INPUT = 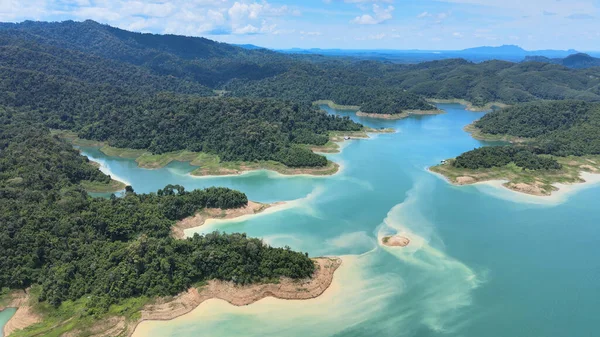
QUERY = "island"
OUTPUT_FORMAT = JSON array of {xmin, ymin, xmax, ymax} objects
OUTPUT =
[
  {"xmin": 382, "ymin": 235, "xmax": 411, "ymax": 247},
  {"xmin": 431, "ymin": 101, "xmax": 600, "ymax": 196}
]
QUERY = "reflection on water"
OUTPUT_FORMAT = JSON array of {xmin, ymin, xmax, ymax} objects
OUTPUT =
[{"xmin": 75, "ymin": 104, "xmax": 600, "ymax": 337}]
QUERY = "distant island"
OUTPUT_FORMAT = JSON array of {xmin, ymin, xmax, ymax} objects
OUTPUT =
[{"xmin": 431, "ymin": 101, "xmax": 600, "ymax": 196}]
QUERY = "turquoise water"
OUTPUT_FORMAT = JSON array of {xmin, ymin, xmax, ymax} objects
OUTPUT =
[
  {"xmin": 75, "ymin": 104, "xmax": 600, "ymax": 337},
  {"xmin": 0, "ymin": 308, "xmax": 16, "ymax": 337}
]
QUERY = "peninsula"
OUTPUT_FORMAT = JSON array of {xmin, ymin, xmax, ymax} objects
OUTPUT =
[{"xmin": 431, "ymin": 101, "xmax": 600, "ymax": 196}]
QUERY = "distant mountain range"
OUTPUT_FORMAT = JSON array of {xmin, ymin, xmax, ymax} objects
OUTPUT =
[
  {"xmin": 236, "ymin": 44, "xmax": 599, "ymax": 65},
  {"xmin": 524, "ymin": 53, "xmax": 600, "ymax": 69}
]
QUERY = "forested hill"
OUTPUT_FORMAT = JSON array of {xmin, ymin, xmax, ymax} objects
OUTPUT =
[
  {"xmin": 475, "ymin": 100, "xmax": 600, "ymax": 156},
  {"xmin": 524, "ymin": 53, "xmax": 600, "ymax": 69},
  {"xmin": 0, "ymin": 24, "xmax": 363, "ymax": 168},
  {"xmin": 4, "ymin": 20, "xmax": 600, "ymax": 114},
  {"xmin": 0, "ymin": 106, "xmax": 315, "ymax": 313},
  {"xmin": 0, "ymin": 20, "xmax": 290, "ymax": 88}
]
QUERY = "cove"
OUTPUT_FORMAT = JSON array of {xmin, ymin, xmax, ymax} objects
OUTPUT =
[{"xmin": 72, "ymin": 104, "xmax": 600, "ymax": 337}]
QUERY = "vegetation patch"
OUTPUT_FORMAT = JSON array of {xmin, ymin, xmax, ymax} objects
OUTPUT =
[
  {"xmin": 80, "ymin": 179, "xmax": 126, "ymax": 193},
  {"xmin": 464, "ymin": 123, "xmax": 531, "ymax": 143}
]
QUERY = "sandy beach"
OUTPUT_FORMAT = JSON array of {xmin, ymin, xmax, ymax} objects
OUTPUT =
[{"xmin": 475, "ymin": 171, "xmax": 600, "ymax": 204}]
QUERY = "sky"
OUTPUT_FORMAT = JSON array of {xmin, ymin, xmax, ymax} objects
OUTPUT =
[{"xmin": 1, "ymin": 0, "xmax": 600, "ymax": 51}]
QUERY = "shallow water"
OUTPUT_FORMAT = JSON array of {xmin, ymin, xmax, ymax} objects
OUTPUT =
[
  {"xmin": 75, "ymin": 104, "xmax": 600, "ymax": 337},
  {"xmin": 0, "ymin": 308, "xmax": 16, "ymax": 337}
]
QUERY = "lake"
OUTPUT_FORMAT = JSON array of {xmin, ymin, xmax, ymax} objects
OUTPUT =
[{"xmin": 63, "ymin": 104, "xmax": 600, "ymax": 337}]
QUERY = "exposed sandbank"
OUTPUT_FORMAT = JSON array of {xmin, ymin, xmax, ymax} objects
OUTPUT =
[
  {"xmin": 173, "ymin": 201, "xmax": 285, "ymax": 239},
  {"xmin": 356, "ymin": 109, "xmax": 444, "ymax": 120},
  {"xmin": 381, "ymin": 235, "xmax": 411, "ymax": 247},
  {"xmin": 0, "ymin": 290, "xmax": 42, "ymax": 337}
]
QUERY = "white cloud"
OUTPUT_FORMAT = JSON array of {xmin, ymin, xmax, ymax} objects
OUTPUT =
[
  {"xmin": 1, "ymin": 0, "xmax": 296, "ymax": 37},
  {"xmin": 233, "ymin": 24, "xmax": 259, "ymax": 34},
  {"xmin": 351, "ymin": 4, "xmax": 394, "ymax": 24}
]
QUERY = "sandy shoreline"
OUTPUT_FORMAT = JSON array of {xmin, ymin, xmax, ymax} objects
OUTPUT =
[
  {"xmin": 428, "ymin": 166, "xmax": 600, "ymax": 202},
  {"xmin": 3, "ymin": 201, "xmax": 342, "ymax": 337},
  {"xmin": 131, "ymin": 257, "xmax": 341, "ymax": 336},
  {"xmin": 173, "ymin": 201, "xmax": 285, "ymax": 238},
  {"xmin": 356, "ymin": 109, "xmax": 443, "ymax": 120},
  {"xmin": 0, "ymin": 290, "xmax": 42, "ymax": 337},
  {"xmin": 190, "ymin": 161, "xmax": 340, "ymax": 178},
  {"xmin": 427, "ymin": 98, "xmax": 509, "ymax": 112}
]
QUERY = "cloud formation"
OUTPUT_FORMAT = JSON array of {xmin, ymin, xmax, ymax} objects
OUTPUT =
[
  {"xmin": 351, "ymin": 4, "xmax": 394, "ymax": 24},
  {"xmin": 1, "ymin": 0, "xmax": 599, "ymax": 50}
]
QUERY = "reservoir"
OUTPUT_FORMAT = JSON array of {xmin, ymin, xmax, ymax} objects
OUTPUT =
[{"xmin": 75, "ymin": 104, "xmax": 600, "ymax": 337}]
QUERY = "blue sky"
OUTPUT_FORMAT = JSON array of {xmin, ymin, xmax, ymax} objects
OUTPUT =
[{"xmin": 2, "ymin": 0, "xmax": 599, "ymax": 50}]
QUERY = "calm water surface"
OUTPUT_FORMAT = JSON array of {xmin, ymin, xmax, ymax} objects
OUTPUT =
[
  {"xmin": 25, "ymin": 104, "xmax": 600, "ymax": 337},
  {"xmin": 0, "ymin": 308, "xmax": 16, "ymax": 337}
]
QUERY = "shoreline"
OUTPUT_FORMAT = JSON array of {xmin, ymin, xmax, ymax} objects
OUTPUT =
[
  {"xmin": 428, "ymin": 163, "xmax": 600, "ymax": 199},
  {"xmin": 131, "ymin": 257, "xmax": 342, "ymax": 337},
  {"xmin": 427, "ymin": 98, "xmax": 510, "ymax": 112},
  {"xmin": 463, "ymin": 123, "xmax": 530, "ymax": 143},
  {"xmin": 3, "ymin": 201, "xmax": 342, "ymax": 337},
  {"xmin": 0, "ymin": 291, "xmax": 41, "ymax": 337},
  {"xmin": 172, "ymin": 201, "xmax": 285, "ymax": 239},
  {"xmin": 313, "ymin": 100, "xmax": 360, "ymax": 111},
  {"xmin": 356, "ymin": 109, "xmax": 444, "ymax": 120},
  {"xmin": 189, "ymin": 160, "xmax": 340, "ymax": 177},
  {"xmin": 60, "ymin": 131, "xmax": 347, "ymax": 178},
  {"xmin": 310, "ymin": 127, "xmax": 395, "ymax": 154}
]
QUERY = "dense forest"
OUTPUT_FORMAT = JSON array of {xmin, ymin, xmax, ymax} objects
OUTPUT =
[
  {"xmin": 0, "ymin": 40, "xmax": 361, "ymax": 167},
  {"xmin": 0, "ymin": 108, "xmax": 315, "ymax": 312},
  {"xmin": 453, "ymin": 146, "xmax": 561, "ymax": 170},
  {"xmin": 3, "ymin": 20, "xmax": 600, "ymax": 115},
  {"xmin": 475, "ymin": 101, "xmax": 600, "ymax": 156}
]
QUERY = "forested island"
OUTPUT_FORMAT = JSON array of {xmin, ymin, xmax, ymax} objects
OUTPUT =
[{"xmin": 431, "ymin": 101, "xmax": 600, "ymax": 195}]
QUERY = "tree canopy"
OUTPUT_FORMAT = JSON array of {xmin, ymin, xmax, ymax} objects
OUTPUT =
[{"xmin": 0, "ymin": 108, "xmax": 315, "ymax": 313}]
